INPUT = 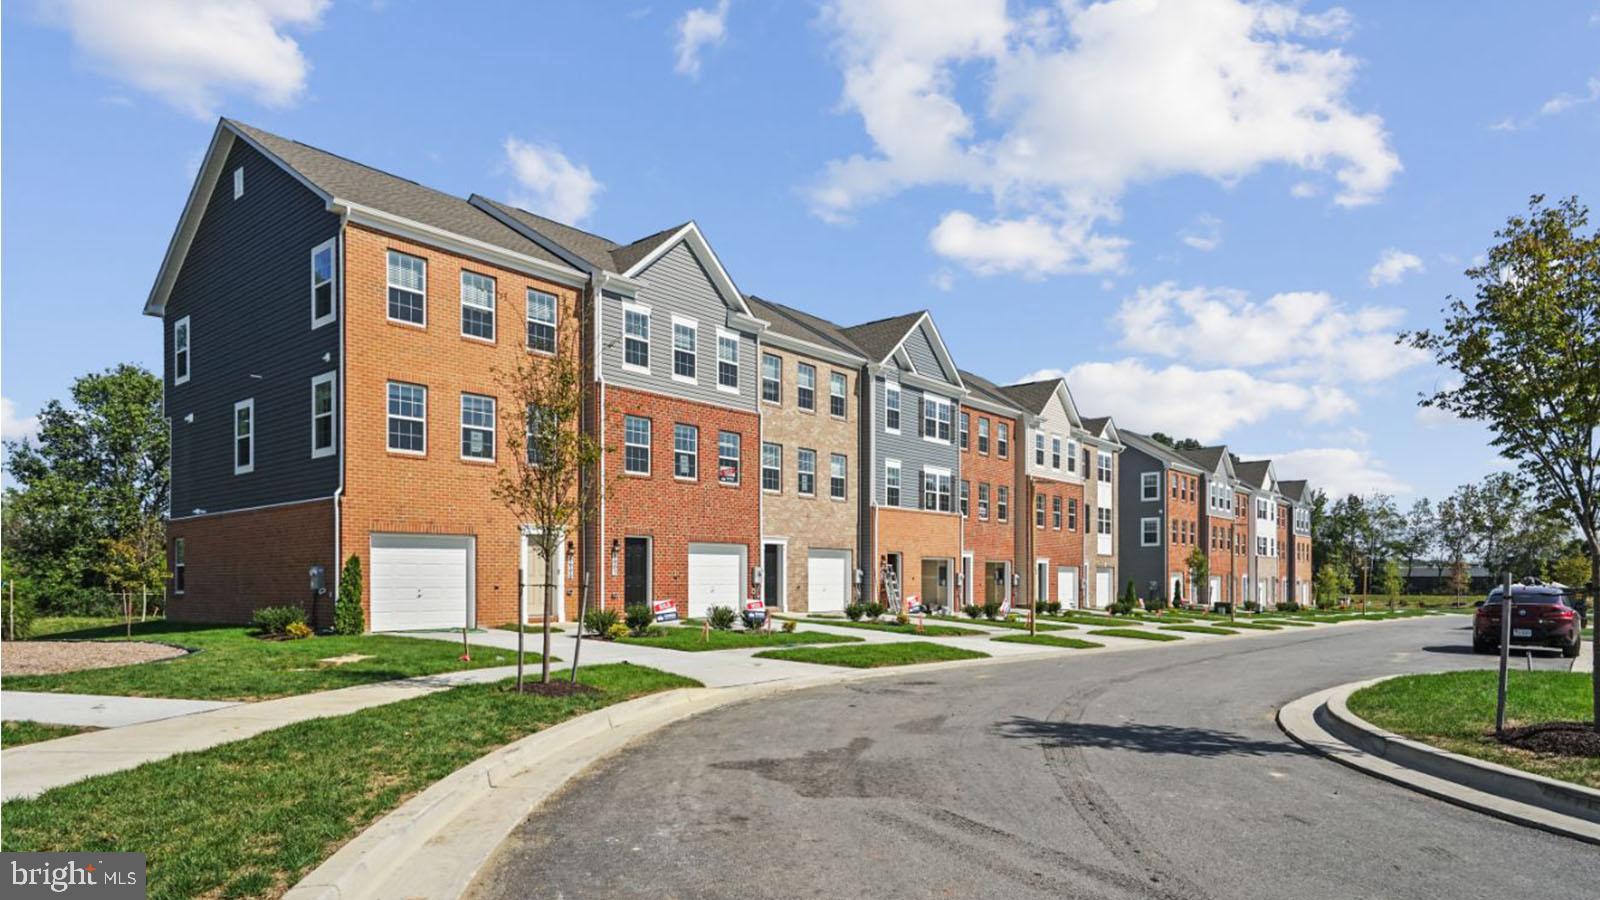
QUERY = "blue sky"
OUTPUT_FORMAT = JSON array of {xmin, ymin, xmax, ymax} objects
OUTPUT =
[{"xmin": 3, "ymin": 0, "xmax": 1597, "ymax": 504}]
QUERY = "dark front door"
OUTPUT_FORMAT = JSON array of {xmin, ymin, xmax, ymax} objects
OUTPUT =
[
  {"xmin": 624, "ymin": 538, "xmax": 650, "ymax": 606},
  {"xmin": 763, "ymin": 544, "xmax": 782, "ymax": 606}
]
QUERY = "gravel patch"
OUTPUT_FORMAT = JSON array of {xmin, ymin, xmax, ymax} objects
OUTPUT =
[{"xmin": 2, "ymin": 641, "xmax": 188, "ymax": 676}]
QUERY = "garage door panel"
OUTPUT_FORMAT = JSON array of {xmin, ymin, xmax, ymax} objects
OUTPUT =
[
  {"xmin": 807, "ymin": 549, "xmax": 850, "ymax": 613},
  {"xmin": 687, "ymin": 543, "xmax": 744, "ymax": 619},
  {"xmin": 370, "ymin": 534, "xmax": 473, "ymax": 632}
]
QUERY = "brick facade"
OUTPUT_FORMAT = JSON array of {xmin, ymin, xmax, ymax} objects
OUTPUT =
[
  {"xmin": 874, "ymin": 506, "xmax": 961, "ymax": 610},
  {"xmin": 960, "ymin": 404, "xmax": 1019, "ymax": 609},
  {"xmin": 168, "ymin": 499, "xmax": 335, "ymax": 625},
  {"xmin": 1165, "ymin": 470, "xmax": 1201, "ymax": 604},
  {"xmin": 1026, "ymin": 477, "xmax": 1086, "ymax": 607},
  {"xmin": 1277, "ymin": 501, "xmax": 1292, "ymax": 602}
]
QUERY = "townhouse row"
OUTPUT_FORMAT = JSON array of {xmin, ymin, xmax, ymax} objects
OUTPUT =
[{"xmin": 149, "ymin": 120, "xmax": 1312, "ymax": 630}]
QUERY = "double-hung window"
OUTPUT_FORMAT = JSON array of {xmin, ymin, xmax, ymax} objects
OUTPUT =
[
  {"xmin": 387, "ymin": 382, "xmax": 426, "ymax": 453},
  {"xmin": 460, "ymin": 394, "xmax": 495, "ymax": 460},
  {"xmin": 526, "ymin": 404, "xmax": 554, "ymax": 466},
  {"xmin": 977, "ymin": 418, "xmax": 989, "ymax": 454},
  {"xmin": 1097, "ymin": 451, "xmax": 1112, "ymax": 482},
  {"xmin": 1035, "ymin": 494, "xmax": 1046, "ymax": 528},
  {"xmin": 830, "ymin": 454, "xmax": 847, "ymax": 500},
  {"xmin": 233, "ymin": 398, "xmax": 255, "ymax": 474},
  {"xmin": 311, "ymin": 238, "xmax": 336, "ymax": 328},
  {"xmin": 761, "ymin": 442, "xmax": 782, "ymax": 491},
  {"xmin": 997, "ymin": 486, "xmax": 1009, "ymax": 522},
  {"xmin": 922, "ymin": 469, "xmax": 952, "ymax": 512},
  {"xmin": 717, "ymin": 331, "xmax": 739, "ymax": 391},
  {"xmin": 1098, "ymin": 507, "xmax": 1112, "ymax": 535},
  {"xmin": 623, "ymin": 305, "xmax": 651, "ymax": 371},
  {"xmin": 173, "ymin": 316, "xmax": 191, "ymax": 385},
  {"xmin": 797, "ymin": 448, "xmax": 817, "ymax": 496},
  {"xmin": 623, "ymin": 415, "xmax": 651, "ymax": 474},
  {"xmin": 387, "ymin": 251, "xmax": 426, "ymax": 324},
  {"xmin": 311, "ymin": 372, "xmax": 335, "ymax": 458},
  {"xmin": 885, "ymin": 459, "xmax": 901, "ymax": 506},
  {"xmin": 959, "ymin": 480, "xmax": 969, "ymax": 517},
  {"xmin": 672, "ymin": 318, "xmax": 698, "ymax": 382},
  {"xmin": 884, "ymin": 383, "xmax": 901, "ymax": 432},
  {"xmin": 796, "ymin": 363, "xmax": 816, "ymax": 411},
  {"xmin": 977, "ymin": 483, "xmax": 990, "ymax": 520},
  {"xmin": 526, "ymin": 289, "xmax": 557, "ymax": 353},
  {"xmin": 1141, "ymin": 471, "xmax": 1160, "ymax": 501},
  {"xmin": 958, "ymin": 412, "xmax": 970, "ymax": 450},
  {"xmin": 1066, "ymin": 439, "xmax": 1079, "ymax": 474},
  {"xmin": 1050, "ymin": 435, "xmax": 1062, "ymax": 470},
  {"xmin": 718, "ymin": 431, "xmax": 740, "ymax": 485},
  {"xmin": 1035, "ymin": 433, "xmax": 1046, "ymax": 466},
  {"xmin": 1141, "ymin": 517, "xmax": 1160, "ymax": 546},
  {"xmin": 461, "ymin": 272, "xmax": 496, "ymax": 341},
  {"xmin": 829, "ymin": 372, "xmax": 847, "ymax": 417},
  {"xmin": 674, "ymin": 423, "xmax": 699, "ymax": 479},
  {"xmin": 923, "ymin": 396, "xmax": 952, "ymax": 442},
  {"xmin": 997, "ymin": 422, "xmax": 1009, "ymax": 458},
  {"xmin": 1052, "ymin": 496, "xmax": 1062, "ymax": 529},
  {"xmin": 761, "ymin": 353, "xmax": 781, "ymax": 403},
  {"xmin": 1067, "ymin": 498, "xmax": 1078, "ymax": 531}
]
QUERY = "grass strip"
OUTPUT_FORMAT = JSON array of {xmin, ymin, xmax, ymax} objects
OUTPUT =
[
  {"xmin": 1251, "ymin": 619, "xmax": 1315, "ymax": 627},
  {"xmin": 792, "ymin": 618, "xmax": 985, "ymax": 637},
  {"xmin": 992, "ymin": 634, "xmax": 1103, "ymax": 650},
  {"xmin": 1347, "ymin": 671, "xmax": 1598, "ymax": 790},
  {"xmin": 0, "ymin": 663, "xmax": 698, "ymax": 900},
  {"xmin": 753, "ymin": 641, "xmax": 988, "ymax": 668},
  {"xmin": 493, "ymin": 623, "xmax": 564, "ymax": 634},
  {"xmin": 615, "ymin": 628, "xmax": 860, "ymax": 651},
  {"xmin": 1216, "ymin": 621, "xmax": 1282, "ymax": 631},
  {"xmin": 1159, "ymin": 624, "xmax": 1238, "ymax": 636},
  {"xmin": 1043, "ymin": 614, "xmax": 1147, "ymax": 627},
  {"xmin": 929, "ymin": 615, "xmax": 1073, "ymax": 632},
  {"xmin": 1, "ymin": 721, "xmax": 97, "ymax": 748},
  {"xmin": 1088, "ymin": 628, "xmax": 1184, "ymax": 642}
]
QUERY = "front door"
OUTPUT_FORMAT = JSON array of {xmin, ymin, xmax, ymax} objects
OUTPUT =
[
  {"xmin": 763, "ymin": 543, "xmax": 783, "ymax": 607},
  {"xmin": 624, "ymin": 537, "xmax": 650, "ymax": 607},
  {"xmin": 921, "ymin": 558, "xmax": 950, "ymax": 611},
  {"xmin": 1058, "ymin": 567, "xmax": 1079, "ymax": 609},
  {"xmin": 985, "ymin": 562, "xmax": 1008, "ymax": 606},
  {"xmin": 1095, "ymin": 569, "xmax": 1112, "ymax": 610}
]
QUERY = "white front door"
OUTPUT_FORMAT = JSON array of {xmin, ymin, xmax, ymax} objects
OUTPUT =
[
  {"xmin": 522, "ymin": 531, "xmax": 565, "ymax": 622},
  {"xmin": 687, "ymin": 543, "xmax": 746, "ymax": 618},
  {"xmin": 369, "ymin": 534, "xmax": 474, "ymax": 631},
  {"xmin": 1058, "ymin": 567, "xmax": 1079, "ymax": 609},
  {"xmin": 1209, "ymin": 576, "xmax": 1222, "ymax": 606},
  {"xmin": 1036, "ymin": 559, "xmax": 1050, "ymax": 603},
  {"xmin": 1094, "ymin": 569, "xmax": 1112, "ymax": 610},
  {"xmin": 806, "ymin": 549, "xmax": 850, "ymax": 613}
]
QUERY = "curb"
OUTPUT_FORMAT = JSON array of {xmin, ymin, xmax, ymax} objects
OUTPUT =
[{"xmin": 1278, "ymin": 677, "xmax": 1600, "ymax": 845}]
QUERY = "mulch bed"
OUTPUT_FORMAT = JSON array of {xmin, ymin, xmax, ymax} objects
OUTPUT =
[
  {"xmin": 505, "ymin": 681, "xmax": 599, "ymax": 698},
  {"xmin": 1495, "ymin": 722, "xmax": 1600, "ymax": 758}
]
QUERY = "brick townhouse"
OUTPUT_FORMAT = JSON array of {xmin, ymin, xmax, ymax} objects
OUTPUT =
[
  {"xmin": 1079, "ymin": 416, "xmax": 1123, "ymax": 609},
  {"xmin": 1000, "ymin": 379, "xmax": 1091, "ymax": 609},
  {"xmin": 1178, "ymin": 446, "xmax": 1240, "ymax": 607},
  {"xmin": 956, "ymin": 370, "xmax": 1025, "ymax": 611},
  {"xmin": 1280, "ymin": 480, "xmax": 1314, "ymax": 606},
  {"xmin": 1232, "ymin": 457, "xmax": 1283, "ymax": 609},
  {"xmin": 744, "ymin": 296, "xmax": 865, "ymax": 613},
  {"xmin": 1116, "ymin": 432, "xmax": 1205, "ymax": 605}
]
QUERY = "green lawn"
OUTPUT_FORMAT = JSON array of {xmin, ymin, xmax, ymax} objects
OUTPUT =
[
  {"xmin": 615, "ymin": 628, "xmax": 860, "ymax": 651},
  {"xmin": 791, "ymin": 618, "xmax": 986, "ymax": 637},
  {"xmin": 1250, "ymin": 618, "xmax": 1315, "ymax": 627},
  {"xmin": 1041, "ymin": 613, "xmax": 1147, "ymax": 627},
  {"xmin": 753, "ymin": 641, "xmax": 989, "ymax": 668},
  {"xmin": 1089, "ymin": 628, "xmax": 1184, "ymax": 642},
  {"xmin": 7, "ymin": 621, "xmax": 544, "ymax": 701},
  {"xmin": 1348, "ymin": 671, "xmax": 1598, "ymax": 789},
  {"xmin": 1217, "ymin": 621, "xmax": 1282, "ymax": 631},
  {"xmin": 493, "ymin": 623, "xmax": 564, "ymax": 634},
  {"xmin": 1, "ymin": 721, "xmax": 97, "ymax": 748},
  {"xmin": 0, "ymin": 664, "xmax": 697, "ymax": 900},
  {"xmin": 992, "ymin": 633, "xmax": 1104, "ymax": 650},
  {"xmin": 931, "ymin": 615, "xmax": 1074, "ymax": 632},
  {"xmin": 1159, "ymin": 624, "xmax": 1238, "ymax": 636}
]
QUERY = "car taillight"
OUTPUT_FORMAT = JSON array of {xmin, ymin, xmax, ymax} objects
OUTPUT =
[{"xmin": 1551, "ymin": 608, "xmax": 1575, "ymax": 621}]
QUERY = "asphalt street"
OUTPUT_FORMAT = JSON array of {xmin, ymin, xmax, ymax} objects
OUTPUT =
[{"xmin": 469, "ymin": 615, "xmax": 1595, "ymax": 900}]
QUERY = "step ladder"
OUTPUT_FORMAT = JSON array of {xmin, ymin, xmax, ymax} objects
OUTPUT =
[{"xmin": 880, "ymin": 560, "xmax": 902, "ymax": 613}]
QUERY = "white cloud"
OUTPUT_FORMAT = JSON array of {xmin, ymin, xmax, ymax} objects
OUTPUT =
[
  {"xmin": 1539, "ymin": 76, "xmax": 1600, "ymax": 117},
  {"xmin": 40, "ymin": 0, "xmax": 328, "ymax": 119},
  {"xmin": 1289, "ymin": 181, "xmax": 1321, "ymax": 199},
  {"xmin": 1113, "ymin": 281, "xmax": 1426, "ymax": 384},
  {"xmin": 1179, "ymin": 214, "xmax": 1223, "ymax": 252},
  {"xmin": 812, "ymin": 0, "xmax": 1399, "ymax": 278},
  {"xmin": 928, "ymin": 268, "xmax": 956, "ymax": 291},
  {"xmin": 1266, "ymin": 447, "xmax": 1411, "ymax": 495},
  {"xmin": 1029, "ymin": 358, "xmax": 1350, "ymax": 444},
  {"xmin": 674, "ymin": 0, "xmax": 730, "ymax": 78},
  {"xmin": 1, "ymin": 397, "xmax": 40, "ymax": 443},
  {"xmin": 502, "ymin": 138, "xmax": 603, "ymax": 224},
  {"xmin": 1367, "ymin": 248, "xmax": 1424, "ymax": 286}
]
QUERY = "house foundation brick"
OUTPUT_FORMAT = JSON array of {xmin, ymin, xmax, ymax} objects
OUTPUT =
[
  {"xmin": 167, "ymin": 498, "xmax": 335, "ymax": 626},
  {"xmin": 874, "ymin": 506, "xmax": 961, "ymax": 609}
]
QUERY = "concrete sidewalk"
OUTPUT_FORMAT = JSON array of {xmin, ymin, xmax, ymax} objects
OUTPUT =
[{"xmin": 1, "ymin": 691, "xmax": 237, "ymax": 728}]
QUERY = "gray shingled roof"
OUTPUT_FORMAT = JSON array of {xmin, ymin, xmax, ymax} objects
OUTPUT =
[
  {"xmin": 841, "ymin": 311, "xmax": 927, "ymax": 362},
  {"xmin": 998, "ymin": 379, "xmax": 1062, "ymax": 416},
  {"xmin": 1234, "ymin": 459, "xmax": 1273, "ymax": 489},
  {"xmin": 227, "ymin": 120, "xmax": 573, "ymax": 269},
  {"xmin": 610, "ymin": 223, "xmax": 688, "ymax": 273},
  {"xmin": 470, "ymin": 195, "xmax": 687, "ymax": 275},
  {"xmin": 1120, "ymin": 430, "xmax": 1203, "ymax": 470},
  {"xmin": 1080, "ymin": 416, "xmax": 1111, "ymax": 435},
  {"xmin": 746, "ymin": 296, "xmax": 866, "ymax": 357},
  {"xmin": 1278, "ymin": 479, "xmax": 1309, "ymax": 502},
  {"xmin": 1178, "ymin": 445, "xmax": 1229, "ymax": 473},
  {"xmin": 958, "ymin": 369, "xmax": 1023, "ymax": 413}
]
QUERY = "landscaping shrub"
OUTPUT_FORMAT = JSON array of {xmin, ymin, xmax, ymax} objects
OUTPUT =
[
  {"xmin": 1278, "ymin": 598, "xmax": 1301, "ymax": 613},
  {"xmin": 285, "ymin": 622, "xmax": 314, "ymax": 640},
  {"xmin": 625, "ymin": 603, "xmax": 654, "ymax": 636},
  {"xmin": 584, "ymin": 606, "xmax": 621, "ymax": 635},
  {"xmin": 605, "ymin": 623, "xmax": 630, "ymax": 641},
  {"xmin": 1034, "ymin": 600, "xmax": 1047, "ymax": 614},
  {"xmin": 1047, "ymin": 600, "xmax": 1062, "ymax": 615},
  {"xmin": 865, "ymin": 602, "xmax": 885, "ymax": 620},
  {"xmin": 334, "ymin": 554, "xmax": 364, "ymax": 635},
  {"xmin": 963, "ymin": 604, "xmax": 981, "ymax": 619},
  {"xmin": 707, "ymin": 605, "xmax": 738, "ymax": 631},
  {"xmin": 251, "ymin": 605, "xmax": 306, "ymax": 636},
  {"xmin": 982, "ymin": 600, "xmax": 1001, "ymax": 620},
  {"xmin": 845, "ymin": 603, "xmax": 866, "ymax": 621},
  {"xmin": 781, "ymin": 619, "xmax": 797, "ymax": 633},
  {"xmin": 1243, "ymin": 601, "xmax": 1259, "ymax": 613}
]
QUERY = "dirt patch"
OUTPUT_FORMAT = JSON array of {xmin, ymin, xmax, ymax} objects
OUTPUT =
[
  {"xmin": 1496, "ymin": 721, "xmax": 1600, "ymax": 758},
  {"xmin": 317, "ymin": 653, "xmax": 376, "ymax": 667},
  {"xmin": 2, "ymin": 640, "xmax": 188, "ymax": 676},
  {"xmin": 505, "ymin": 681, "xmax": 599, "ymax": 698}
]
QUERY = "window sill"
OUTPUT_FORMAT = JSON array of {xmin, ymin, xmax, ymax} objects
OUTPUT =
[
  {"xmin": 527, "ymin": 347, "xmax": 557, "ymax": 357},
  {"xmin": 674, "ymin": 475, "xmax": 699, "ymax": 483},
  {"xmin": 387, "ymin": 317, "xmax": 427, "ymax": 330},
  {"xmin": 622, "ymin": 470, "xmax": 651, "ymax": 478},
  {"xmin": 460, "ymin": 456, "xmax": 496, "ymax": 465},
  {"xmin": 387, "ymin": 448, "xmax": 427, "ymax": 458},
  {"xmin": 461, "ymin": 334, "xmax": 497, "ymax": 346},
  {"xmin": 717, "ymin": 384, "xmax": 741, "ymax": 395},
  {"xmin": 671, "ymin": 375, "xmax": 698, "ymax": 386},
  {"xmin": 622, "ymin": 363, "xmax": 651, "ymax": 376}
]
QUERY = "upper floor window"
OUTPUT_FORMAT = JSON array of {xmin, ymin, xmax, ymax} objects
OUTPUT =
[
  {"xmin": 1050, "ymin": 435, "xmax": 1062, "ymax": 470},
  {"xmin": 829, "ymin": 372, "xmax": 847, "ymax": 418},
  {"xmin": 922, "ymin": 468, "xmax": 952, "ymax": 512},
  {"xmin": 1141, "ymin": 517, "xmax": 1160, "ymax": 546},
  {"xmin": 1141, "ymin": 471, "xmax": 1160, "ymax": 501},
  {"xmin": 173, "ymin": 537, "xmax": 186, "ymax": 594},
  {"xmin": 997, "ymin": 485, "xmax": 1009, "ymax": 522},
  {"xmin": 977, "ymin": 483, "xmax": 990, "ymax": 520},
  {"xmin": 885, "ymin": 459, "xmax": 901, "ymax": 506},
  {"xmin": 233, "ymin": 398, "xmax": 255, "ymax": 475},
  {"xmin": 674, "ymin": 423, "xmax": 699, "ymax": 479},
  {"xmin": 922, "ymin": 396, "xmax": 952, "ymax": 442},
  {"xmin": 1067, "ymin": 497, "xmax": 1078, "ymax": 531},
  {"xmin": 1097, "ymin": 506, "xmax": 1112, "ymax": 535},
  {"xmin": 527, "ymin": 290, "xmax": 557, "ymax": 353},
  {"xmin": 718, "ymin": 431, "xmax": 740, "ymax": 485},
  {"xmin": 997, "ymin": 422, "xmax": 1009, "ymax": 458},
  {"xmin": 1034, "ymin": 432, "xmax": 1045, "ymax": 466},
  {"xmin": 958, "ymin": 412, "xmax": 970, "ymax": 450},
  {"xmin": 1066, "ymin": 439, "xmax": 1079, "ymax": 473},
  {"xmin": 232, "ymin": 166, "xmax": 244, "ymax": 199},
  {"xmin": 623, "ymin": 415, "xmax": 651, "ymax": 474},
  {"xmin": 672, "ymin": 318, "xmax": 698, "ymax": 382},
  {"xmin": 1035, "ymin": 494, "xmax": 1046, "ymax": 528},
  {"xmin": 959, "ymin": 479, "xmax": 969, "ymax": 517},
  {"xmin": 623, "ymin": 304, "xmax": 651, "ymax": 371},
  {"xmin": 311, "ymin": 372, "xmax": 335, "ymax": 459},
  {"xmin": 761, "ymin": 353, "xmax": 781, "ymax": 403},
  {"xmin": 830, "ymin": 454, "xmax": 847, "ymax": 500},
  {"xmin": 717, "ymin": 332, "xmax": 739, "ymax": 391},
  {"xmin": 460, "ymin": 393, "xmax": 496, "ymax": 460},
  {"xmin": 461, "ymin": 271, "xmax": 496, "ymax": 341},
  {"xmin": 311, "ymin": 239, "xmax": 336, "ymax": 329},
  {"xmin": 761, "ymin": 441, "xmax": 781, "ymax": 491},
  {"xmin": 884, "ymin": 383, "xmax": 901, "ymax": 433},
  {"xmin": 387, "ymin": 251, "xmax": 426, "ymax": 325},
  {"xmin": 1097, "ymin": 451, "xmax": 1112, "ymax": 482},
  {"xmin": 796, "ymin": 363, "xmax": 816, "ymax": 411},
  {"xmin": 1052, "ymin": 496, "xmax": 1062, "ymax": 529},
  {"xmin": 526, "ymin": 404, "xmax": 554, "ymax": 467},
  {"xmin": 173, "ymin": 316, "xmax": 191, "ymax": 385},
  {"xmin": 797, "ymin": 448, "xmax": 817, "ymax": 496},
  {"xmin": 387, "ymin": 382, "xmax": 426, "ymax": 454},
  {"xmin": 976, "ymin": 418, "xmax": 990, "ymax": 454}
]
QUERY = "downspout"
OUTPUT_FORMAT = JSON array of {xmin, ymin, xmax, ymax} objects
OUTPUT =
[
  {"xmin": 755, "ymin": 329, "xmax": 767, "ymax": 610},
  {"xmin": 594, "ymin": 273, "xmax": 608, "ymax": 610},
  {"xmin": 332, "ymin": 210, "xmax": 348, "ymax": 631},
  {"xmin": 866, "ymin": 365, "xmax": 877, "ymax": 606}
]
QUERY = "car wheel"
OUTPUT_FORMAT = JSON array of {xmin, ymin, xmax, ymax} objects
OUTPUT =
[
  {"xmin": 1472, "ymin": 637, "xmax": 1492, "ymax": 654},
  {"xmin": 1563, "ymin": 635, "xmax": 1581, "ymax": 659}
]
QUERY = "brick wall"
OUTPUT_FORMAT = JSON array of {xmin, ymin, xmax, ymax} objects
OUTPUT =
[
  {"xmin": 1165, "ymin": 470, "xmax": 1201, "ymax": 603},
  {"xmin": 1026, "ymin": 476, "xmax": 1086, "ymax": 606},
  {"xmin": 599, "ymin": 385, "xmax": 761, "ymax": 617},
  {"xmin": 961, "ymin": 404, "xmax": 1019, "ymax": 608},
  {"xmin": 340, "ymin": 223, "xmax": 587, "ymax": 628},
  {"xmin": 168, "ymin": 499, "xmax": 334, "ymax": 625},
  {"xmin": 874, "ymin": 506, "xmax": 961, "ymax": 609}
]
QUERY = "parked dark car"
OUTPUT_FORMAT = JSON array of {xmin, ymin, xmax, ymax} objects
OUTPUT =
[{"xmin": 1472, "ymin": 584, "xmax": 1582, "ymax": 658}]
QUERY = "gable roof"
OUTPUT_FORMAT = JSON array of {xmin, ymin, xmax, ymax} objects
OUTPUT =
[
  {"xmin": 1081, "ymin": 416, "xmax": 1112, "ymax": 434},
  {"xmin": 958, "ymin": 369, "xmax": 1024, "ymax": 415},
  {"xmin": 470, "ymin": 196, "xmax": 622, "ymax": 271},
  {"xmin": 1119, "ymin": 430, "xmax": 1204, "ymax": 472},
  {"xmin": 841, "ymin": 311, "xmax": 928, "ymax": 362},
  {"xmin": 1278, "ymin": 479, "xmax": 1310, "ymax": 503},
  {"xmin": 1233, "ymin": 459, "xmax": 1275, "ymax": 490},
  {"xmin": 745, "ymin": 295, "xmax": 867, "ymax": 360},
  {"xmin": 1178, "ymin": 445, "xmax": 1230, "ymax": 474},
  {"xmin": 997, "ymin": 379, "xmax": 1062, "ymax": 416}
]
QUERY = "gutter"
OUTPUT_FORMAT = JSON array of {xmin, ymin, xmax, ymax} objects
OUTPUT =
[{"xmin": 332, "ymin": 212, "xmax": 349, "ymax": 629}]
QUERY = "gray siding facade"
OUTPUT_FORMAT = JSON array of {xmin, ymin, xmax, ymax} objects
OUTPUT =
[
  {"xmin": 1117, "ymin": 445, "xmax": 1167, "ymax": 600},
  {"xmin": 870, "ymin": 373, "xmax": 960, "ymax": 508},
  {"xmin": 164, "ymin": 140, "xmax": 341, "ymax": 518},
  {"xmin": 903, "ymin": 321, "xmax": 955, "ymax": 383}
]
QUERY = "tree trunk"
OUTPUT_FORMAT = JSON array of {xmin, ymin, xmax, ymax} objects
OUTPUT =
[
  {"xmin": 570, "ymin": 571, "xmax": 589, "ymax": 684},
  {"xmin": 541, "ymin": 548, "xmax": 554, "ymax": 684},
  {"xmin": 1590, "ymin": 545, "xmax": 1598, "ymax": 735}
]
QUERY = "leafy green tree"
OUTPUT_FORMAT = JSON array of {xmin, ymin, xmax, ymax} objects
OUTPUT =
[
  {"xmin": 1404, "ymin": 194, "xmax": 1600, "ymax": 731},
  {"xmin": 1435, "ymin": 490, "xmax": 1476, "ymax": 594},
  {"xmin": 1551, "ymin": 550, "xmax": 1591, "ymax": 588},
  {"xmin": 3, "ymin": 365, "xmax": 168, "ymax": 614},
  {"xmin": 1314, "ymin": 563, "xmax": 1348, "ymax": 610},
  {"xmin": 1186, "ymin": 546, "xmax": 1209, "ymax": 606},
  {"xmin": 335, "ymin": 555, "xmax": 365, "ymax": 635},
  {"xmin": 1398, "ymin": 498, "xmax": 1436, "ymax": 584},
  {"xmin": 1378, "ymin": 558, "xmax": 1403, "ymax": 610}
]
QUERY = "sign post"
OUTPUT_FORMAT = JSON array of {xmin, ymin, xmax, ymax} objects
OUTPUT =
[{"xmin": 1495, "ymin": 571, "xmax": 1512, "ymax": 735}]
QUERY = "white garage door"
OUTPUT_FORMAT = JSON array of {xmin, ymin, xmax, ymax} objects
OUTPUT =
[
  {"xmin": 1057, "ymin": 566, "xmax": 1079, "ymax": 609},
  {"xmin": 369, "ymin": 534, "xmax": 474, "ymax": 632},
  {"xmin": 687, "ymin": 543, "xmax": 745, "ymax": 619},
  {"xmin": 1094, "ymin": 570, "xmax": 1112, "ymax": 610},
  {"xmin": 807, "ymin": 549, "xmax": 851, "ymax": 613}
]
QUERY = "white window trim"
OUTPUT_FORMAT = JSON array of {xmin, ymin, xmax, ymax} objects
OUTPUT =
[
  {"xmin": 310, "ymin": 237, "xmax": 337, "ymax": 330},
  {"xmin": 829, "ymin": 371, "xmax": 848, "ymax": 418},
  {"xmin": 715, "ymin": 329, "xmax": 740, "ymax": 394},
  {"xmin": 1050, "ymin": 434, "xmax": 1062, "ymax": 470},
  {"xmin": 922, "ymin": 465, "xmax": 952, "ymax": 512},
  {"xmin": 1141, "ymin": 516, "xmax": 1162, "ymax": 547},
  {"xmin": 884, "ymin": 382, "xmax": 901, "ymax": 434},
  {"xmin": 795, "ymin": 362, "xmax": 818, "ymax": 412},
  {"xmin": 232, "ymin": 166, "xmax": 244, "ymax": 199},
  {"xmin": 671, "ymin": 315, "xmax": 699, "ymax": 385},
  {"xmin": 460, "ymin": 393, "xmax": 496, "ymax": 462},
  {"xmin": 760, "ymin": 353, "xmax": 782, "ymax": 405},
  {"xmin": 997, "ymin": 423, "xmax": 1009, "ymax": 459},
  {"xmin": 387, "ymin": 382, "xmax": 427, "ymax": 456},
  {"xmin": 310, "ymin": 371, "xmax": 336, "ymax": 459},
  {"xmin": 623, "ymin": 415, "xmax": 651, "ymax": 475},
  {"xmin": 233, "ymin": 398, "xmax": 255, "ymax": 475},
  {"xmin": 173, "ymin": 315, "xmax": 191, "ymax": 386},
  {"xmin": 622, "ymin": 302, "xmax": 652, "ymax": 374},
  {"xmin": 922, "ymin": 395, "xmax": 952, "ymax": 445},
  {"xmin": 829, "ymin": 453, "xmax": 848, "ymax": 501},
  {"xmin": 526, "ymin": 288, "xmax": 558, "ymax": 356},
  {"xmin": 761, "ymin": 441, "xmax": 782, "ymax": 493},
  {"xmin": 673, "ymin": 423, "xmax": 699, "ymax": 481},
  {"xmin": 884, "ymin": 458, "xmax": 902, "ymax": 506},
  {"xmin": 797, "ymin": 448, "xmax": 817, "ymax": 497},
  {"xmin": 1066, "ymin": 439, "xmax": 1080, "ymax": 474},
  {"xmin": 1141, "ymin": 471, "xmax": 1160, "ymax": 501},
  {"xmin": 386, "ymin": 250, "xmax": 427, "ymax": 328},
  {"xmin": 460, "ymin": 271, "xmax": 496, "ymax": 344}
]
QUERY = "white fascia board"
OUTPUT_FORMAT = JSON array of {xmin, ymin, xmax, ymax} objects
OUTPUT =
[
  {"xmin": 759, "ymin": 330, "xmax": 864, "ymax": 369},
  {"xmin": 622, "ymin": 222, "xmax": 754, "ymax": 318},
  {"xmin": 338, "ymin": 201, "xmax": 587, "ymax": 289}
]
